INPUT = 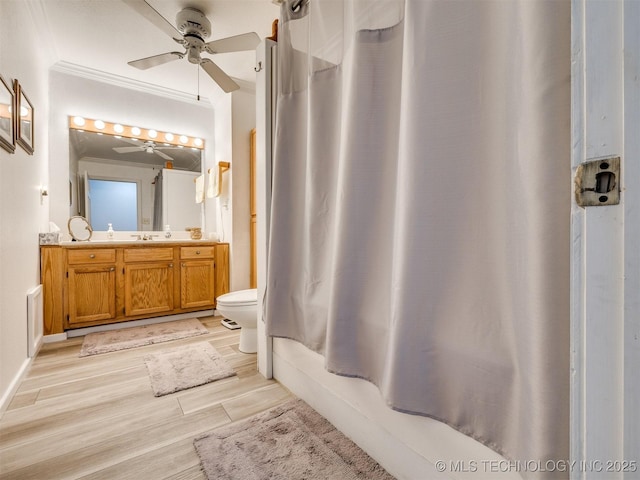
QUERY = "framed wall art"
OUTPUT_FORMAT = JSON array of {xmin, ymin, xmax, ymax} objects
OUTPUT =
[
  {"xmin": 0, "ymin": 74, "xmax": 15, "ymax": 153},
  {"xmin": 13, "ymin": 80, "xmax": 34, "ymax": 155}
]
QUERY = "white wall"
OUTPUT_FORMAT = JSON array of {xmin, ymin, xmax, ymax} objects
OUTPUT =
[
  {"xmin": 209, "ymin": 87, "xmax": 256, "ymax": 291},
  {"xmin": 208, "ymin": 94, "xmax": 232, "ymax": 245},
  {"xmin": 0, "ymin": 0, "xmax": 54, "ymax": 413},
  {"xmin": 230, "ymin": 89, "xmax": 256, "ymax": 291},
  {"xmin": 48, "ymin": 67, "xmax": 217, "ymax": 235}
]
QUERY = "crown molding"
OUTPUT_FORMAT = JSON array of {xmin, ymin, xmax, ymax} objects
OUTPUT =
[{"xmin": 50, "ymin": 61, "xmax": 214, "ymax": 106}]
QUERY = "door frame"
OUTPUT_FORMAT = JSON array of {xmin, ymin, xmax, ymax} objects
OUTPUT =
[
  {"xmin": 571, "ymin": 0, "xmax": 639, "ymax": 475},
  {"xmin": 255, "ymin": 38, "xmax": 278, "ymax": 378}
]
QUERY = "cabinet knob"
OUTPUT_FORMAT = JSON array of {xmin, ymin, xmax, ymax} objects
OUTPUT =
[
  {"xmin": 169, "ymin": 263, "xmax": 173, "ymax": 268},
  {"xmin": 89, "ymin": 254, "xmax": 95, "ymax": 259},
  {"xmin": 181, "ymin": 263, "xmax": 186, "ymax": 267},
  {"xmin": 196, "ymin": 250, "xmax": 201, "ymax": 255},
  {"xmin": 110, "ymin": 267, "xmax": 115, "ymax": 271}
]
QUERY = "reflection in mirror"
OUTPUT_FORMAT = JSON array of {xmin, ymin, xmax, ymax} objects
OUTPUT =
[
  {"xmin": 69, "ymin": 129, "xmax": 203, "ymax": 232},
  {"xmin": 68, "ymin": 215, "xmax": 93, "ymax": 241}
]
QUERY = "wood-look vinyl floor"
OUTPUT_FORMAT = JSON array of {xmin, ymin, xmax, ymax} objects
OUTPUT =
[{"xmin": 0, "ymin": 315, "xmax": 294, "ymax": 480}]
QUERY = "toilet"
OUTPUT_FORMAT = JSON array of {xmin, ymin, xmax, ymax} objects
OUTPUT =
[{"xmin": 216, "ymin": 288, "xmax": 258, "ymax": 353}]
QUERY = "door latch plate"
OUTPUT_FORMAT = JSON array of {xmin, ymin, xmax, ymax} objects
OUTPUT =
[{"xmin": 574, "ymin": 156, "xmax": 620, "ymax": 207}]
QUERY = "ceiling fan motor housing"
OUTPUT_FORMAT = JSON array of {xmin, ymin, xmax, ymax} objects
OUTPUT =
[
  {"xmin": 175, "ymin": 8, "xmax": 211, "ymax": 39},
  {"xmin": 175, "ymin": 8, "xmax": 211, "ymax": 64}
]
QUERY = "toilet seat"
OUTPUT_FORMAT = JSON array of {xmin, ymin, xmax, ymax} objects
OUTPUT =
[{"xmin": 217, "ymin": 288, "xmax": 257, "ymax": 307}]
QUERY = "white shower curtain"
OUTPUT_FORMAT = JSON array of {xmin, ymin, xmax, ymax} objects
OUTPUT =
[{"xmin": 266, "ymin": 0, "xmax": 570, "ymax": 471}]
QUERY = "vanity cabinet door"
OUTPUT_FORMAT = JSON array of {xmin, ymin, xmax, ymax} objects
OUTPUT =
[
  {"xmin": 124, "ymin": 262, "xmax": 174, "ymax": 316},
  {"xmin": 180, "ymin": 260, "xmax": 215, "ymax": 309},
  {"xmin": 67, "ymin": 265, "xmax": 117, "ymax": 325}
]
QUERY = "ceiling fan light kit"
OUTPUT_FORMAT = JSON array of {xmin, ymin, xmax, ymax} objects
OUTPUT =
[{"xmin": 123, "ymin": 1, "xmax": 261, "ymax": 93}]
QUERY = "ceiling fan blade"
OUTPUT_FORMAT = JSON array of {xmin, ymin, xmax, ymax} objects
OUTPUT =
[
  {"xmin": 204, "ymin": 32, "xmax": 261, "ymax": 55},
  {"xmin": 121, "ymin": 0, "xmax": 181, "ymax": 39},
  {"xmin": 128, "ymin": 51, "xmax": 184, "ymax": 70},
  {"xmin": 155, "ymin": 150, "xmax": 174, "ymax": 161},
  {"xmin": 200, "ymin": 59, "xmax": 239, "ymax": 93},
  {"xmin": 113, "ymin": 147, "xmax": 142, "ymax": 153}
]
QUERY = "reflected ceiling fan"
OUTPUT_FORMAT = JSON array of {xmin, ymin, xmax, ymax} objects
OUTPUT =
[
  {"xmin": 113, "ymin": 138, "xmax": 176, "ymax": 161},
  {"xmin": 123, "ymin": 0, "xmax": 261, "ymax": 93}
]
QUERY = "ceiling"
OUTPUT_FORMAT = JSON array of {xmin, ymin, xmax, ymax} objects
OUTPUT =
[{"xmin": 41, "ymin": 0, "xmax": 280, "ymax": 100}]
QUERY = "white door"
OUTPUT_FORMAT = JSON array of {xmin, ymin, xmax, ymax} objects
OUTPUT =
[{"xmin": 571, "ymin": 0, "xmax": 639, "ymax": 476}]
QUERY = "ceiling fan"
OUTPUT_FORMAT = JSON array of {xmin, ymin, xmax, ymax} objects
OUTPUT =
[
  {"xmin": 113, "ymin": 138, "xmax": 177, "ymax": 161},
  {"xmin": 122, "ymin": 0, "xmax": 261, "ymax": 93}
]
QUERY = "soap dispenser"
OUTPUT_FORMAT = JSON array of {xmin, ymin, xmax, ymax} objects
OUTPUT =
[
  {"xmin": 164, "ymin": 225, "xmax": 171, "ymax": 239},
  {"xmin": 107, "ymin": 223, "xmax": 114, "ymax": 240}
]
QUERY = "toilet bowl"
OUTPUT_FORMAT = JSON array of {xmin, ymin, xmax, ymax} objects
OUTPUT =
[{"xmin": 216, "ymin": 288, "xmax": 257, "ymax": 353}]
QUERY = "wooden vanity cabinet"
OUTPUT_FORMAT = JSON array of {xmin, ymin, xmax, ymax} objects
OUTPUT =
[
  {"xmin": 123, "ymin": 247, "xmax": 175, "ymax": 317},
  {"xmin": 40, "ymin": 242, "xmax": 229, "ymax": 335},
  {"xmin": 67, "ymin": 248, "xmax": 117, "ymax": 325},
  {"xmin": 180, "ymin": 246, "xmax": 215, "ymax": 309}
]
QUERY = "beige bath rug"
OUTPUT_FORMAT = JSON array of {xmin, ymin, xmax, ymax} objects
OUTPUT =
[
  {"xmin": 79, "ymin": 318, "xmax": 209, "ymax": 357},
  {"xmin": 193, "ymin": 399, "xmax": 395, "ymax": 480},
  {"xmin": 144, "ymin": 341, "xmax": 236, "ymax": 397}
]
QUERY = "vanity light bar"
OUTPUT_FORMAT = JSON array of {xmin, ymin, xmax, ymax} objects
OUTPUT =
[{"xmin": 67, "ymin": 116, "xmax": 205, "ymax": 150}]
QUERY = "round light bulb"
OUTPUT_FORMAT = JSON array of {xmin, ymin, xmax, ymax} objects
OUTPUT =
[
  {"xmin": 131, "ymin": 126, "xmax": 141, "ymax": 136},
  {"xmin": 164, "ymin": 132, "xmax": 174, "ymax": 142},
  {"xmin": 94, "ymin": 120, "xmax": 105, "ymax": 130},
  {"xmin": 194, "ymin": 138, "xmax": 203, "ymax": 147},
  {"xmin": 179, "ymin": 135, "xmax": 188, "ymax": 144},
  {"xmin": 73, "ymin": 116, "xmax": 86, "ymax": 127},
  {"xmin": 148, "ymin": 129, "xmax": 158, "ymax": 138},
  {"xmin": 113, "ymin": 124, "xmax": 124, "ymax": 134}
]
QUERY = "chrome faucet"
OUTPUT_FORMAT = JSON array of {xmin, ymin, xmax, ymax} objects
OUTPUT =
[{"xmin": 130, "ymin": 233, "xmax": 159, "ymax": 241}]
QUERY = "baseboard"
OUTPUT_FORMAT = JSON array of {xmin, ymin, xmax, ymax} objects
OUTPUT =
[
  {"xmin": 0, "ymin": 357, "xmax": 32, "ymax": 417},
  {"xmin": 43, "ymin": 333, "xmax": 68, "ymax": 343}
]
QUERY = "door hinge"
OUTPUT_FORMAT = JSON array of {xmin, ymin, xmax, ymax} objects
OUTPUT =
[{"xmin": 575, "ymin": 156, "xmax": 620, "ymax": 207}]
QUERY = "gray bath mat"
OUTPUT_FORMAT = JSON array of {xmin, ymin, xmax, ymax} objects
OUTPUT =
[
  {"xmin": 79, "ymin": 318, "xmax": 209, "ymax": 357},
  {"xmin": 144, "ymin": 341, "xmax": 236, "ymax": 397},
  {"xmin": 193, "ymin": 399, "xmax": 395, "ymax": 479}
]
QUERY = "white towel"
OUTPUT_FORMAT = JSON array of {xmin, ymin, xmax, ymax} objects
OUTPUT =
[
  {"xmin": 206, "ymin": 168, "xmax": 219, "ymax": 198},
  {"xmin": 195, "ymin": 174, "xmax": 205, "ymax": 204}
]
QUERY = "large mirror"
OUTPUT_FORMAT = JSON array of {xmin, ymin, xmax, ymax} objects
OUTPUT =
[{"xmin": 69, "ymin": 128, "xmax": 203, "ymax": 232}]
